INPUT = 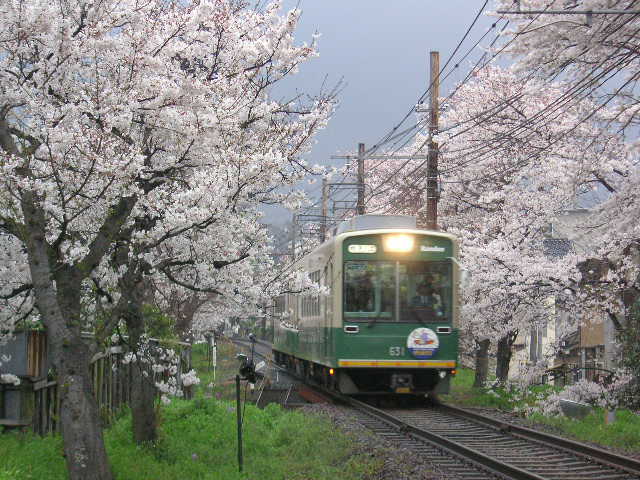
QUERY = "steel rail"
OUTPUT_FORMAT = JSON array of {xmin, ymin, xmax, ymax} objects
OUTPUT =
[
  {"xmin": 232, "ymin": 338, "xmax": 639, "ymax": 479},
  {"xmin": 439, "ymin": 404, "xmax": 640, "ymax": 478},
  {"xmin": 340, "ymin": 395, "xmax": 546, "ymax": 480}
]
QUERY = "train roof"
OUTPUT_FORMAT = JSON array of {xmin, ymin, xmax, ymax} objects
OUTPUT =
[
  {"xmin": 336, "ymin": 214, "xmax": 416, "ymax": 234},
  {"xmin": 298, "ymin": 215, "xmax": 458, "ymax": 269}
]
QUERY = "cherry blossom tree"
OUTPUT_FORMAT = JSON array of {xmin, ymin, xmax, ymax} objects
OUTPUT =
[
  {"xmin": 494, "ymin": 0, "xmax": 640, "ymax": 137},
  {"xmin": 493, "ymin": 0, "xmax": 640, "ymax": 388},
  {"xmin": 436, "ymin": 65, "xmax": 631, "ymax": 384},
  {"xmin": 364, "ymin": 63, "xmax": 630, "ymax": 385},
  {"xmin": 0, "ymin": 0, "xmax": 333, "ymax": 477},
  {"xmin": 100, "ymin": 211, "xmax": 285, "ymax": 445}
]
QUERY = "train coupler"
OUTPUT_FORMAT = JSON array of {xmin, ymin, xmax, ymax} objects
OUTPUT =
[{"xmin": 390, "ymin": 373, "xmax": 414, "ymax": 393}]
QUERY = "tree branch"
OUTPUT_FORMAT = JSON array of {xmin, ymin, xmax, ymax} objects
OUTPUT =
[
  {"xmin": 75, "ymin": 196, "xmax": 137, "ymax": 278},
  {"xmin": 0, "ymin": 283, "xmax": 33, "ymax": 300},
  {"xmin": 160, "ymin": 267, "xmax": 223, "ymax": 295}
]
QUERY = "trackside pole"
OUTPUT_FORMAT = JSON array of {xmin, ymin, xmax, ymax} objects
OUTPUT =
[
  {"xmin": 236, "ymin": 374, "xmax": 243, "ymax": 472},
  {"xmin": 212, "ymin": 339, "xmax": 217, "ymax": 384}
]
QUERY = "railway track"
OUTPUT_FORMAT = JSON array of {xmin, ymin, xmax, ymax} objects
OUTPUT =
[
  {"xmin": 345, "ymin": 396, "xmax": 640, "ymax": 480},
  {"xmin": 231, "ymin": 339, "xmax": 640, "ymax": 479}
]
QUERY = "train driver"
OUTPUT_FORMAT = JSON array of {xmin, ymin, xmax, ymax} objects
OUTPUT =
[{"xmin": 411, "ymin": 281, "xmax": 443, "ymax": 316}]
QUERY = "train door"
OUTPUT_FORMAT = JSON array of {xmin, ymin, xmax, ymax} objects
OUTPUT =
[{"xmin": 323, "ymin": 263, "xmax": 333, "ymax": 361}]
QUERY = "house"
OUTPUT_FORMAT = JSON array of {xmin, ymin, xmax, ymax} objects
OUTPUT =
[
  {"xmin": 509, "ymin": 209, "xmax": 617, "ymax": 384},
  {"xmin": 0, "ymin": 329, "xmax": 50, "ymax": 426}
]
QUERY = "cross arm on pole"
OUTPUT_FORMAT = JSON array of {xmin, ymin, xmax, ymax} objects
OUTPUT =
[
  {"xmin": 497, "ymin": 9, "xmax": 640, "ymax": 14},
  {"xmin": 330, "ymin": 154, "xmax": 429, "ymax": 160}
]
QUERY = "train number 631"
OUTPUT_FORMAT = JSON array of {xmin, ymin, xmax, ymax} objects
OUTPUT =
[{"xmin": 389, "ymin": 346, "xmax": 405, "ymax": 356}]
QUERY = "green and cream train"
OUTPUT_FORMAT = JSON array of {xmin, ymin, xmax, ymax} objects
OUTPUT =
[{"xmin": 272, "ymin": 214, "xmax": 460, "ymax": 396}]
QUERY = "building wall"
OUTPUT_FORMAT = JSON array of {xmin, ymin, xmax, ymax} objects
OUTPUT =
[
  {"xmin": 508, "ymin": 297, "xmax": 557, "ymax": 380},
  {"xmin": 0, "ymin": 331, "xmax": 49, "ymax": 379},
  {"xmin": 580, "ymin": 311, "xmax": 605, "ymax": 348}
]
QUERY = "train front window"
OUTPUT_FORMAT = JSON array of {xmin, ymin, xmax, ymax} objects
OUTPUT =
[
  {"xmin": 398, "ymin": 261, "xmax": 452, "ymax": 323},
  {"xmin": 343, "ymin": 260, "xmax": 452, "ymax": 323},
  {"xmin": 344, "ymin": 262, "xmax": 395, "ymax": 320}
]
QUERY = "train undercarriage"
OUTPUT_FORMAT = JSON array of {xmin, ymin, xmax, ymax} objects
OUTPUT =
[{"xmin": 273, "ymin": 350, "xmax": 451, "ymax": 397}]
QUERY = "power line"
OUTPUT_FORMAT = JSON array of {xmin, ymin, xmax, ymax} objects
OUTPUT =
[
  {"xmin": 371, "ymin": 6, "xmax": 639, "ymax": 205},
  {"xmin": 361, "ymin": 0, "xmax": 493, "ymax": 158}
]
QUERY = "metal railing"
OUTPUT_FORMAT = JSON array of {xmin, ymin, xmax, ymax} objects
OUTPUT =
[{"xmin": 538, "ymin": 364, "xmax": 614, "ymax": 387}]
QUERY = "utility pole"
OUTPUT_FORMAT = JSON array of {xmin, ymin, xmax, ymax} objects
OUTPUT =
[
  {"xmin": 357, "ymin": 143, "xmax": 365, "ymax": 215},
  {"xmin": 330, "ymin": 149, "xmax": 429, "ymax": 219},
  {"xmin": 331, "ymin": 144, "xmax": 367, "ymax": 216},
  {"xmin": 425, "ymin": 50, "xmax": 440, "ymax": 231},
  {"xmin": 321, "ymin": 178, "xmax": 328, "ymax": 241}
]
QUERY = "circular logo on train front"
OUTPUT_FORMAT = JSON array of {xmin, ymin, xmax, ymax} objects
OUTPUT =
[{"xmin": 407, "ymin": 328, "xmax": 439, "ymax": 359}]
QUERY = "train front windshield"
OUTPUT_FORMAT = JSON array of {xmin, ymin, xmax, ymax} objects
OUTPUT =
[{"xmin": 343, "ymin": 260, "xmax": 453, "ymax": 323}]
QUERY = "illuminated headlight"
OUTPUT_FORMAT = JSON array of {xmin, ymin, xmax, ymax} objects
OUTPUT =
[{"xmin": 383, "ymin": 234, "xmax": 415, "ymax": 252}]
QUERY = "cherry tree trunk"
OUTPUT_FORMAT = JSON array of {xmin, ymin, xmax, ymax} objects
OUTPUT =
[
  {"xmin": 495, "ymin": 335, "xmax": 515, "ymax": 383},
  {"xmin": 57, "ymin": 341, "xmax": 113, "ymax": 479},
  {"xmin": 473, "ymin": 339, "xmax": 490, "ymax": 388},
  {"xmin": 126, "ymin": 305, "xmax": 158, "ymax": 444},
  {"xmin": 21, "ymin": 195, "xmax": 113, "ymax": 480}
]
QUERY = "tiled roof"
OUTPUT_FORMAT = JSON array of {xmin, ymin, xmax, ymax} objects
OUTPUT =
[{"xmin": 543, "ymin": 238, "xmax": 572, "ymax": 258}]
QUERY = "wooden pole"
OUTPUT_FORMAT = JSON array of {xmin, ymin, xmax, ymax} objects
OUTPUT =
[
  {"xmin": 426, "ymin": 51, "xmax": 440, "ymax": 230},
  {"xmin": 357, "ymin": 143, "xmax": 365, "ymax": 215},
  {"xmin": 321, "ymin": 178, "xmax": 328, "ymax": 241},
  {"xmin": 291, "ymin": 213, "xmax": 297, "ymax": 259}
]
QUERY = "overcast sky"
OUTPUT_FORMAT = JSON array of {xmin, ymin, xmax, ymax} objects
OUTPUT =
[{"xmin": 265, "ymin": 1, "xmax": 496, "ymax": 224}]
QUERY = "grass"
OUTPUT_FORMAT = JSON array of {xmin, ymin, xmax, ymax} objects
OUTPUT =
[
  {"xmin": 440, "ymin": 368, "xmax": 517, "ymax": 409},
  {"xmin": 528, "ymin": 409, "xmax": 640, "ymax": 453},
  {"xmin": 191, "ymin": 338, "xmax": 242, "ymax": 401},
  {"xmin": 0, "ymin": 338, "xmax": 380, "ymax": 480},
  {"xmin": 441, "ymin": 367, "xmax": 640, "ymax": 454},
  {"xmin": 442, "ymin": 368, "xmax": 558, "ymax": 410},
  {"xmin": 0, "ymin": 399, "xmax": 377, "ymax": 479}
]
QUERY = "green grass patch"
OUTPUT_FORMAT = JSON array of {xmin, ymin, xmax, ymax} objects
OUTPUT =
[
  {"xmin": 527, "ymin": 409, "xmax": 640, "ymax": 453},
  {"xmin": 191, "ymin": 338, "xmax": 247, "ymax": 401},
  {"xmin": 0, "ymin": 431, "xmax": 66, "ymax": 480},
  {"xmin": 0, "ymin": 399, "xmax": 377, "ymax": 480},
  {"xmin": 1, "ymin": 340, "xmax": 377, "ymax": 479},
  {"xmin": 441, "ymin": 367, "xmax": 556, "ymax": 410},
  {"xmin": 440, "ymin": 368, "xmax": 514, "ymax": 409}
]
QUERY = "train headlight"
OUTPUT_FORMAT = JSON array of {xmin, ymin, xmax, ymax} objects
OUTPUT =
[{"xmin": 383, "ymin": 234, "xmax": 415, "ymax": 252}]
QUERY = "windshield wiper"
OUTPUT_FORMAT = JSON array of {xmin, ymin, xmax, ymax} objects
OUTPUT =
[
  {"xmin": 367, "ymin": 309, "xmax": 391, "ymax": 328},
  {"xmin": 408, "ymin": 306, "xmax": 428, "ymax": 325}
]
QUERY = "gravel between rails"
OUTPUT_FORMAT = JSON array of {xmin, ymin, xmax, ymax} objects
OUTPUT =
[{"xmin": 302, "ymin": 403, "xmax": 462, "ymax": 480}]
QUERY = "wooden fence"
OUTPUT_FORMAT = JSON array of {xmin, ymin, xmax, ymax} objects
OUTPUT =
[
  {"xmin": 31, "ymin": 348, "xmax": 136, "ymax": 435},
  {"xmin": 3, "ymin": 340, "xmax": 192, "ymax": 436}
]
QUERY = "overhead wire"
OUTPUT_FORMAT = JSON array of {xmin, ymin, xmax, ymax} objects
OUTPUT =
[
  {"xmin": 376, "ymin": 33, "xmax": 639, "ymax": 214},
  {"xmin": 367, "ymin": 5, "xmax": 639, "ymax": 212},
  {"xmin": 436, "ymin": 22, "xmax": 640, "ymax": 174},
  {"xmin": 355, "ymin": 3, "xmax": 521, "ymax": 208},
  {"xmin": 361, "ymin": 0, "xmax": 493, "ymax": 159},
  {"xmin": 361, "ymin": 8, "xmax": 533, "ymax": 207},
  {"xmin": 324, "ymin": 0, "xmax": 524, "ymax": 226},
  {"xmin": 440, "ymin": 16, "xmax": 640, "ymax": 158},
  {"xmin": 299, "ymin": 0, "xmax": 539, "ymax": 232}
]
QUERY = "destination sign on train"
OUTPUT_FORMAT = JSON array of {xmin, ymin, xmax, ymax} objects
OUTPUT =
[
  {"xmin": 420, "ymin": 245, "xmax": 445, "ymax": 253},
  {"xmin": 348, "ymin": 244, "xmax": 377, "ymax": 253}
]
